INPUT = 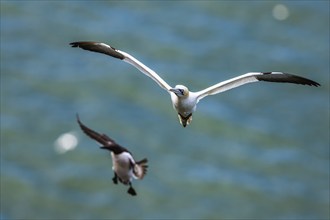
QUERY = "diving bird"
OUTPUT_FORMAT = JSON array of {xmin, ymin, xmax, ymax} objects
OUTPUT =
[
  {"xmin": 70, "ymin": 41, "xmax": 320, "ymax": 127},
  {"xmin": 77, "ymin": 114, "xmax": 148, "ymax": 196}
]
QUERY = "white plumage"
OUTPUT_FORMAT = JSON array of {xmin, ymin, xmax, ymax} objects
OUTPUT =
[{"xmin": 71, "ymin": 42, "xmax": 320, "ymax": 127}]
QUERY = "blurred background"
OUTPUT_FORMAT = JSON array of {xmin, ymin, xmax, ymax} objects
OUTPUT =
[{"xmin": 1, "ymin": 1, "xmax": 329, "ymax": 219}]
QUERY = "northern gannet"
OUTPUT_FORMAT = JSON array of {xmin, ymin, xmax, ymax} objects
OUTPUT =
[
  {"xmin": 70, "ymin": 41, "xmax": 320, "ymax": 127},
  {"xmin": 77, "ymin": 115, "xmax": 148, "ymax": 196}
]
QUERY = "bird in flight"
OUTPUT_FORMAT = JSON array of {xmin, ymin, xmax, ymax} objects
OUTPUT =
[
  {"xmin": 70, "ymin": 41, "xmax": 320, "ymax": 127},
  {"xmin": 77, "ymin": 114, "xmax": 148, "ymax": 196}
]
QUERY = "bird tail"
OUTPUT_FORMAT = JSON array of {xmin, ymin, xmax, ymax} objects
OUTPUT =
[{"xmin": 133, "ymin": 158, "xmax": 148, "ymax": 180}]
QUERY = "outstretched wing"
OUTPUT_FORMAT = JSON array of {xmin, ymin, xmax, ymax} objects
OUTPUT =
[
  {"xmin": 76, "ymin": 114, "xmax": 128, "ymax": 154},
  {"xmin": 195, "ymin": 72, "xmax": 320, "ymax": 101},
  {"xmin": 70, "ymin": 41, "xmax": 172, "ymax": 92}
]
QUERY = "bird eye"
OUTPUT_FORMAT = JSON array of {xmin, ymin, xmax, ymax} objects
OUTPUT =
[{"xmin": 179, "ymin": 89, "xmax": 184, "ymax": 95}]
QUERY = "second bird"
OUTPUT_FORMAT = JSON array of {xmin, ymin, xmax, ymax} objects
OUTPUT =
[{"xmin": 77, "ymin": 115, "xmax": 148, "ymax": 196}]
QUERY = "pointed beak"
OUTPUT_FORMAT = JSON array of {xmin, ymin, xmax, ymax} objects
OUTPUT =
[{"xmin": 169, "ymin": 88, "xmax": 182, "ymax": 96}]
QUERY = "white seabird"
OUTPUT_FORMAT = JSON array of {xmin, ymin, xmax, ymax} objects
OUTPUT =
[
  {"xmin": 70, "ymin": 41, "xmax": 320, "ymax": 127},
  {"xmin": 77, "ymin": 114, "xmax": 148, "ymax": 196}
]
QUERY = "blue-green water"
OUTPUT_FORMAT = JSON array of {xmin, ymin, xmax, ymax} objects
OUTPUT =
[{"xmin": 1, "ymin": 1, "xmax": 329, "ymax": 219}]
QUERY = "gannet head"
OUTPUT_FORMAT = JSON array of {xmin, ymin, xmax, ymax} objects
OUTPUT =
[{"xmin": 170, "ymin": 85, "xmax": 189, "ymax": 98}]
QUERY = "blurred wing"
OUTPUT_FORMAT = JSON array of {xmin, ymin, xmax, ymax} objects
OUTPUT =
[
  {"xmin": 76, "ymin": 114, "xmax": 117, "ymax": 146},
  {"xmin": 133, "ymin": 158, "xmax": 148, "ymax": 180},
  {"xmin": 196, "ymin": 72, "xmax": 320, "ymax": 101},
  {"xmin": 70, "ymin": 41, "xmax": 172, "ymax": 92}
]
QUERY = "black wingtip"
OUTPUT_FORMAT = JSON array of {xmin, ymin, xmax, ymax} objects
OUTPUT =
[
  {"xmin": 70, "ymin": 42, "xmax": 79, "ymax": 47},
  {"xmin": 69, "ymin": 41, "xmax": 93, "ymax": 48},
  {"xmin": 76, "ymin": 114, "xmax": 91, "ymax": 138},
  {"xmin": 310, "ymin": 81, "xmax": 321, "ymax": 87},
  {"xmin": 258, "ymin": 72, "xmax": 321, "ymax": 87},
  {"xmin": 76, "ymin": 113, "xmax": 82, "ymax": 125},
  {"xmin": 69, "ymin": 41, "xmax": 125, "ymax": 60}
]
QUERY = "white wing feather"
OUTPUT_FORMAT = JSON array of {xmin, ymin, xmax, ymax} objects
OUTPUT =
[
  {"xmin": 118, "ymin": 50, "xmax": 172, "ymax": 92},
  {"xmin": 195, "ymin": 72, "xmax": 261, "ymax": 101},
  {"xmin": 195, "ymin": 71, "xmax": 320, "ymax": 101}
]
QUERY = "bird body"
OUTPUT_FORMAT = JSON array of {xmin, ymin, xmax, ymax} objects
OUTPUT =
[
  {"xmin": 169, "ymin": 85, "xmax": 197, "ymax": 126},
  {"xmin": 110, "ymin": 151, "xmax": 134, "ymax": 184},
  {"xmin": 71, "ymin": 41, "xmax": 320, "ymax": 127},
  {"xmin": 76, "ymin": 115, "xmax": 148, "ymax": 196}
]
